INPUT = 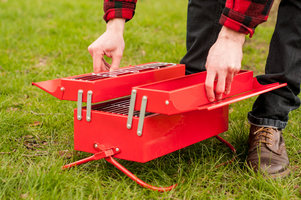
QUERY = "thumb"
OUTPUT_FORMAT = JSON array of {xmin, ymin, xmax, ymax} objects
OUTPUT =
[{"xmin": 109, "ymin": 52, "xmax": 122, "ymax": 72}]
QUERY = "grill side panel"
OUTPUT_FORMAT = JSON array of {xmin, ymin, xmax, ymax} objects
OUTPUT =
[{"xmin": 74, "ymin": 106, "xmax": 229, "ymax": 163}]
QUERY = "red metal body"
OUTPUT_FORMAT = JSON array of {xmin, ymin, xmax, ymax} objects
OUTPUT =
[
  {"xmin": 74, "ymin": 101, "xmax": 228, "ymax": 163},
  {"xmin": 32, "ymin": 63, "xmax": 287, "ymax": 192}
]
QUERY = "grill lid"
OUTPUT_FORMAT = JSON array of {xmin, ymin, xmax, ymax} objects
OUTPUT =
[
  {"xmin": 131, "ymin": 70, "xmax": 287, "ymax": 115},
  {"xmin": 32, "ymin": 62, "xmax": 185, "ymax": 103}
]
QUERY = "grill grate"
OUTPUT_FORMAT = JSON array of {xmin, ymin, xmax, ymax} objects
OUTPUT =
[
  {"xmin": 92, "ymin": 97, "xmax": 153, "ymax": 117},
  {"xmin": 73, "ymin": 63, "xmax": 175, "ymax": 81}
]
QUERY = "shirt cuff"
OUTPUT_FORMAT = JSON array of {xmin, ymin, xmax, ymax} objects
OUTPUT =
[
  {"xmin": 219, "ymin": 14, "xmax": 255, "ymax": 38},
  {"xmin": 103, "ymin": 1, "xmax": 136, "ymax": 23},
  {"xmin": 219, "ymin": 7, "xmax": 268, "ymax": 38},
  {"xmin": 103, "ymin": 8, "xmax": 135, "ymax": 22}
]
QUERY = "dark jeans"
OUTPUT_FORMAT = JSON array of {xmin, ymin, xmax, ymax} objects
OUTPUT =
[{"xmin": 180, "ymin": 0, "xmax": 301, "ymax": 130}]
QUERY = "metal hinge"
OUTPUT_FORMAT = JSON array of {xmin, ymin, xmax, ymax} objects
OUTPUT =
[
  {"xmin": 77, "ymin": 90, "xmax": 93, "ymax": 122},
  {"xmin": 137, "ymin": 96, "xmax": 147, "ymax": 136},
  {"xmin": 77, "ymin": 90, "xmax": 83, "ymax": 120},
  {"xmin": 86, "ymin": 90, "xmax": 93, "ymax": 122},
  {"xmin": 127, "ymin": 89, "xmax": 137, "ymax": 129}
]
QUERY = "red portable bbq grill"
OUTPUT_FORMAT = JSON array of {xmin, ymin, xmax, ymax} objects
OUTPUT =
[{"xmin": 33, "ymin": 62, "xmax": 286, "ymax": 192}]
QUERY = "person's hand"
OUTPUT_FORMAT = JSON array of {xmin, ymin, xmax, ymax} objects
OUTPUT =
[
  {"xmin": 205, "ymin": 26, "xmax": 245, "ymax": 102},
  {"xmin": 88, "ymin": 18, "xmax": 126, "ymax": 72}
]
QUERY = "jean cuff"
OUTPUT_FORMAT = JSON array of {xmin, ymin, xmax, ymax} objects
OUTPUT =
[{"xmin": 247, "ymin": 112, "xmax": 287, "ymax": 130}]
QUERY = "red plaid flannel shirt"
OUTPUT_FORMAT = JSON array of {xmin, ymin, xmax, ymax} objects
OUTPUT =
[
  {"xmin": 103, "ymin": 0, "xmax": 274, "ymax": 37},
  {"xmin": 103, "ymin": 0, "xmax": 137, "ymax": 22}
]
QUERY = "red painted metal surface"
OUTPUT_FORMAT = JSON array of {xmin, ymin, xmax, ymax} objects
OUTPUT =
[
  {"xmin": 198, "ymin": 81, "xmax": 287, "ymax": 111},
  {"xmin": 74, "ymin": 104, "xmax": 229, "ymax": 163},
  {"xmin": 215, "ymin": 135, "xmax": 236, "ymax": 154},
  {"xmin": 32, "ymin": 63, "xmax": 185, "ymax": 103},
  {"xmin": 133, "ymin": 70, "xmax": 287, "ymax": 115},
  {"xmin": 62, "ymin": 147, "xmax": 119, "ymax": 169},
  {"xmin": 62, "ymin": 143, "xmax": 178, "ymax": 191},
  {"xmin": 105, "ymin": 156, "xmax": 177, "ymax": 192},
  {"xmin": 32, "ymin": 63, "xmax": 288, "ymax": 192}
]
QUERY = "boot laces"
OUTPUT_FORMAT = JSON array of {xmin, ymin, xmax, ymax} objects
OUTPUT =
[{"xmin": 253, "ymin": 127, "xmax": 275, "ymax": 146}]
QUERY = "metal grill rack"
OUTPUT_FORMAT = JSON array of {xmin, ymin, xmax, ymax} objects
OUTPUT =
[
  {"xmin": 73, "ymin": 63, "xmax": 175, "ymax": 81},
  {"xmin": 92, "ymin": 97, "xmax": 153, "ymax": 117}
]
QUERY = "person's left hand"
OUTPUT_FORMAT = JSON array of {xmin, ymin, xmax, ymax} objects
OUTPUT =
[
  {"xmin": 88, "ymin": 18, "xmax": 126, "ymax": 73},
  {"xmin": 205, "ymin": 26, "xmax": 245, "ymax": 102}
]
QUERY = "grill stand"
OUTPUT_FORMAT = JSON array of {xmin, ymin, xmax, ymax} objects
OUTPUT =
[{"xmin": 62, "ymin": 135, "xmax": 236, "ymax": 192}]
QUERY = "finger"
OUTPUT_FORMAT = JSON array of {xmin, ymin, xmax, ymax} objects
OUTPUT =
[
  {"xmin": 88, "ymin": 45, "xmax": 94, "ymax": 57},
  {"xmin": 224, "ymin": 72, "xmax": 234, "ymax": 95},
  {"xmin": 205, "ymin": 70, "xmax": 216, "ymax": 102},
  {"xmin": 102, "ymin": 58, "xmax": 111, "ymax": 71},
  {"xmin": 215, "ymin": 72, "xmax": 226, "ymax": 101},
  {"xmin": 93, "ymin": 52, "xmax": 105, "ymax": 73},
  {"xmin": 110, "ymin": 52, "xmax": 122, "ymax": 72}
]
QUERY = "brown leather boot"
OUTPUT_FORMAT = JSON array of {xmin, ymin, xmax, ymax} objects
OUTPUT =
[{"xmin": 247, "ymin": 125, "xmax": 290, "ymax": 178}]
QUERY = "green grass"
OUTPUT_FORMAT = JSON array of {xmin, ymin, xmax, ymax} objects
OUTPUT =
[{"xmin": 0, "ymin": 0, "xmax": 300, "ymax": 199}]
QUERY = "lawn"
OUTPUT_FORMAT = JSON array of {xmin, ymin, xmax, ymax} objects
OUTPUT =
[{"xmin": 0, "ymin": 0, "xmax": 300, "ymax": 199}]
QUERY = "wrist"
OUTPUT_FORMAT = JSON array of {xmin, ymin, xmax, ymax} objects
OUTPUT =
[
  {"xmin": 106, "ymin": 18, "xmax": 126, "ymax": 34},
  {"xmin": 218, "ymin": 26, "xmax": 245, "ymax": 45}
]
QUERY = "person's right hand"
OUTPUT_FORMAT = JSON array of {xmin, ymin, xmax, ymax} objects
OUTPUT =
[
  {"xmin": 88, "ymin": 18, "xmax": 126, "ymax": 73},
  {"xmin": 205, "ymin": 26, "xmax": 245, "ymax": 102}
]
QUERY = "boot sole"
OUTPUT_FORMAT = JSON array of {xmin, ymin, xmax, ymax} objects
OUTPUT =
[{"xmin": 269, "ymin": 168, "xmax": 290, "ymax": 179}]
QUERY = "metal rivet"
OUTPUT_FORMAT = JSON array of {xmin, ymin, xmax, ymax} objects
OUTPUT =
[
  {"xmin": 115, "ymin": 148, "xmax": 119, "ymax": 152},
  {"xmin": 127, "ymin": 124, "xmax": 131, "ymax": 129},
  {"xmin": 137, "ymin": 131, "xmax": 142, "ymax": 136},
  {"xmin": 60, "ymin": 87, "xmax": 65, "ymax": 91},
  {"xmin": 94, "ymin": 143, "xmax": 98, "ymax": 148},
  {"xmin": 165, "ymin": 100, "xmax": 169, "ymax": 105}
]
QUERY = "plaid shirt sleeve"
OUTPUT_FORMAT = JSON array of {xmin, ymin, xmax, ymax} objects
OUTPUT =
[
  {"xmin": 103, "ymin": 0, "xmax": 137, "ymax": 22},
  {"xmin": 219, "ymin": 0, "xmax": 274, "ymax": 37}
]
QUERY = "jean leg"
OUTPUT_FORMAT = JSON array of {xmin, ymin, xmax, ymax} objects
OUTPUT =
[
  {"xmin": 180, "ymin": 0, "xmax": 226, "ymax": 75},
  {"xmin": 248, "ymin": 0, "xmax": 301, "ymax": 129}
]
